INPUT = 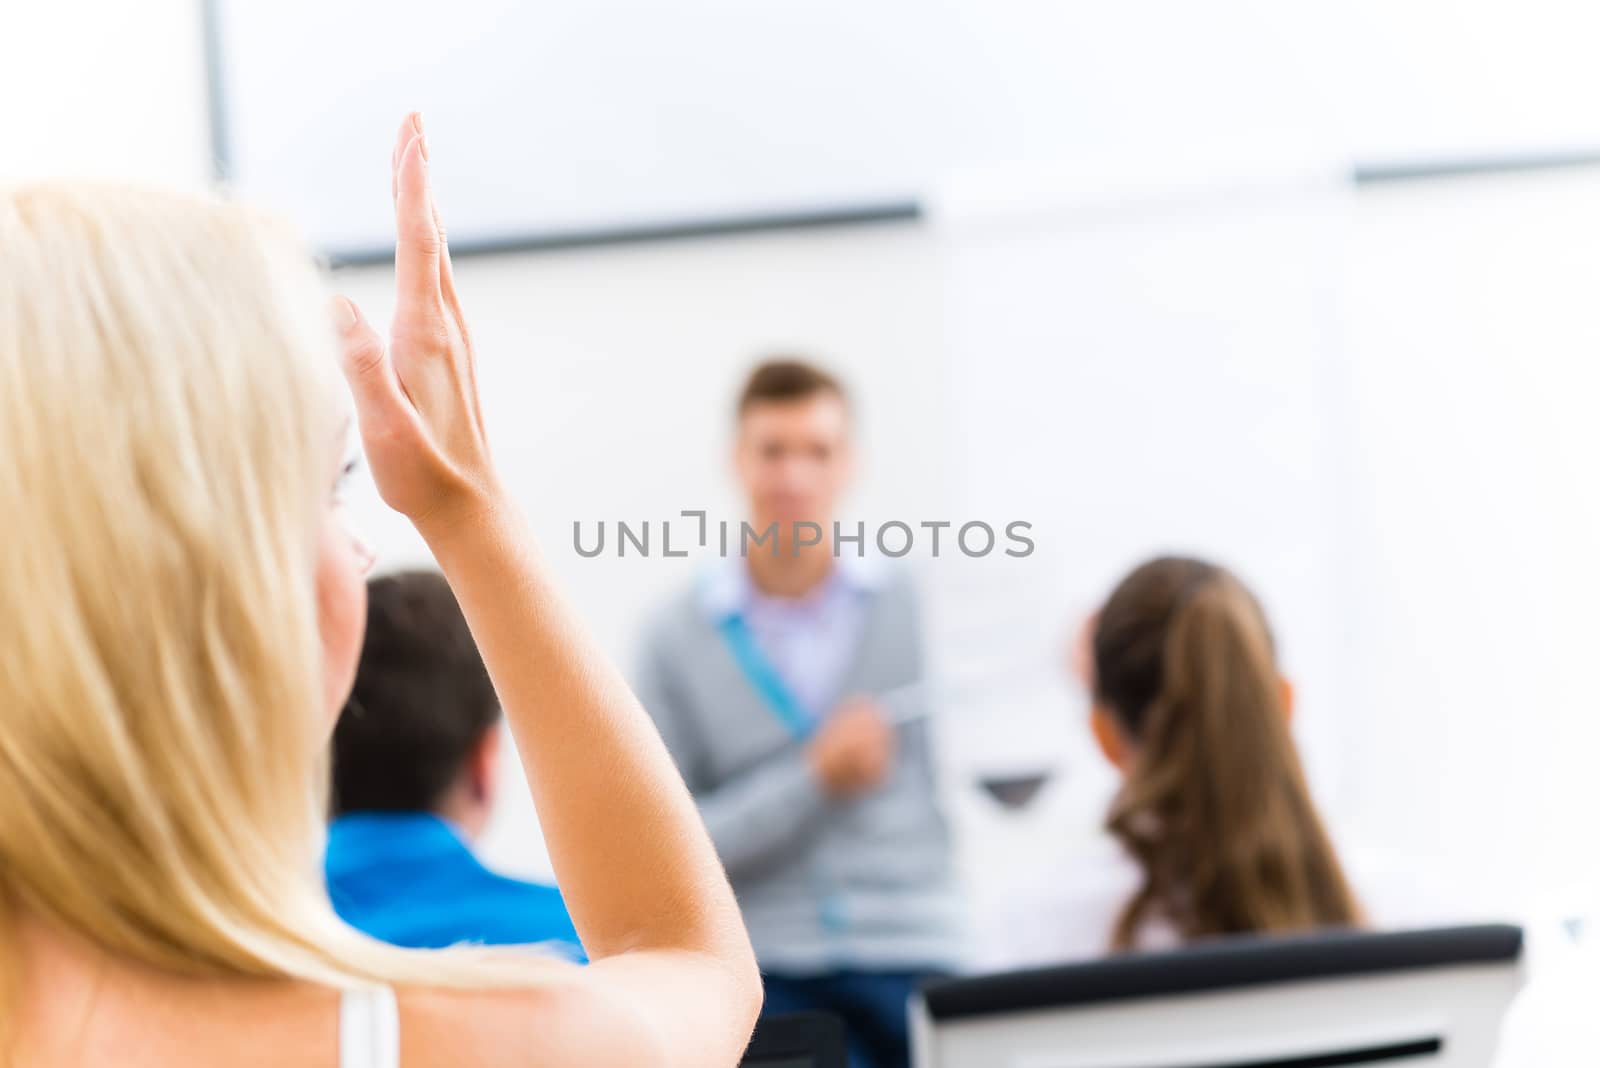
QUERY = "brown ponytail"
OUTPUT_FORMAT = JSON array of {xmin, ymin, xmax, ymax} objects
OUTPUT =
[{"xmin": 1093, "ymin": 557, "xmax": 1361, "ymax": 950}]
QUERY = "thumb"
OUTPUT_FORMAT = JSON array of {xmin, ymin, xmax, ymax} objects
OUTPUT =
[{"xmin": 334, "ymin": 296, "xmax": 406, "ymax": 422}]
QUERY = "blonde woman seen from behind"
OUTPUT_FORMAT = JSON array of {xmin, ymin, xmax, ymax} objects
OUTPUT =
[{"xmin": 0, "ymin": 115, "xmax": 759, "ymax": 1066}]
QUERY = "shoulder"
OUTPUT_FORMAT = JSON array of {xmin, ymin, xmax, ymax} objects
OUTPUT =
[
  {"xmin": 1042, "ymin": 834, "xmax": 1141, "ymax": 924},
  {"xmin": 471, "ymin": 869, "xmax": 568, "ymax": 906},
  {"xmin": 638, "ymin": 584, "xmax": 716, "ymax": 657},
  {"xmin": 469, "ymin": 874, "xmax": 582, "ymax": 944},
  {"xmin": 1340, "ymin": 840, "xmax": 1484, "ymax": 930},
  {"xmin": 397, "ymin": 951, "xmax": 754, "ymax": 1068},
  {"xmin": 852, "ymin": 560, "xmax": 924, "ymax": 639},
  {"xmin": 397, "ymin": 971, "xmax": 665, "ymax": 1068},
  {"xmin": 975, "ymin": 834, "xmax": 1140, "ymax": 969},
  {"xmin": 850, "ymin": 555, "xmax": 917, "ymax": 603}
]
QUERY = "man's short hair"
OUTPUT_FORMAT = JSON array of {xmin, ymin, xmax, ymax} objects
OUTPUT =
[
  {"xmin": 735, "ymin": 357, "xmax": 849, "ymax": 419},
  {"xmin": 331, "ymin": 570, "xmax": 500, "ymax": 817}
]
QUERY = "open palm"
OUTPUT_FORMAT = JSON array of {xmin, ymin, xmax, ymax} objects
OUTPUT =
[{"xmin": 336, "ymin": 113, "xmax": 497, "ymax": 533}]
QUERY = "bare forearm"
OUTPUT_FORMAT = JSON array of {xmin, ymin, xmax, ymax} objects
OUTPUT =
[
  {"xmin": 343, "ymin": 114, "xmax": 758, "ymax": 1058},
  {"xmin": 422, "ymin": 495, "xmax": 750, "ymax": 966}
]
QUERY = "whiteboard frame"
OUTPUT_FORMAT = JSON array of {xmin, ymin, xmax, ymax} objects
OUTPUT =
[{"xmin": 197, "ymin": 0, "xmax": 1600, "ymax": 265}]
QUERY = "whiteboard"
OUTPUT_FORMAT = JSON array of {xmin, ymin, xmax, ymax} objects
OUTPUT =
[{"xmin": 209, "ymin": 0, "xmax": 1600, "ymax": 256}]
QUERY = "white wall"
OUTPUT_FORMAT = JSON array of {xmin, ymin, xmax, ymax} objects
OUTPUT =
[
  {"xmin": 11, "ymin": 0, "xmax": 1600, "ymax": 924},
  {"xmin": 1343, "ymin": 168, "xmax": 1600, "ymax": 907},
  {"xmin": 2, "ymin": 1, "xmax": 211, "ymax": 187},
  {"xmin": 926, "ymin": 170, "xmax": 1359, "ymax": 922}
]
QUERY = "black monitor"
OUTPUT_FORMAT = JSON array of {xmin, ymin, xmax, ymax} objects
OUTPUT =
[{"xmin": 741, "ymin": 1012, "xmax": 847, "ymax": 1068}]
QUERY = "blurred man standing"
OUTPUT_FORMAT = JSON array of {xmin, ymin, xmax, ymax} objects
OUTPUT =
[{"xmin": 635, "ymin": 359, "xmax": 960, "ymax": 1068}]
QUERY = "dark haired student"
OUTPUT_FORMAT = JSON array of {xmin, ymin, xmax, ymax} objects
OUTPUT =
[
  {"xmin": 326, "ymin": 569, "xmax": 582, "ymax": 959},
  {"xmin": 635, "ymin": 359, "xmax": 961, "ymax": 1068}
]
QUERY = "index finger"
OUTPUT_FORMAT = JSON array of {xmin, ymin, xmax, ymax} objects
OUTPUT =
[{"xmin": 391, "ymin": 112, "xmax": 419, "ymax": 202}]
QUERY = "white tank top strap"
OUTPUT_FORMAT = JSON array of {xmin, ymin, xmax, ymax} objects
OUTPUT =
[{"xmin": 339, "ymin": 984, "xmax": 400, "ymax": 1068}]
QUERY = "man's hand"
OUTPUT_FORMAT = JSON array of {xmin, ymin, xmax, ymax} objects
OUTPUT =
[{"xmin": 806, "ymin": 696, "xmax": 895, "ymax": 798}]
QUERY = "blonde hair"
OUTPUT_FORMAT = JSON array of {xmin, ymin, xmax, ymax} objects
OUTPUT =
[{"xmin": 0, "ymin": 185, "xmax": 557, "ymax": 1033}]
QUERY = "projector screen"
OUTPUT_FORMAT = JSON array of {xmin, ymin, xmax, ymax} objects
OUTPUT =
[{"xmin": 208, "ymin": 0, "xmax": 1600, "ymax": 258}]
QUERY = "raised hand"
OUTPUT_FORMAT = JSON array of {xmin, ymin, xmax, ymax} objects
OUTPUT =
[
  {"xmin": 319, "ymin": 114, "xmax": 761, "ymax": 1068},
  {"xmin": 336, "ymin": 112, "xmax": 497, "ymax": 535}
]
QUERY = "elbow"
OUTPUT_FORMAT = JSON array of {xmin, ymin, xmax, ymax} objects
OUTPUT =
[
  {"xmin": 715, "ymin": 918, "xmax": 764, "ymax": 1044},
  {"xmin": 728, "ymin": 963, "xmax": 764, "ymax": 1058},
  {"xmin": 719, "ymin": 920, "xmax": 764, "ymax": 1035},
  {"xmin": 734, "ymin": 942, "xmax": 764, "ymax": 1035}
]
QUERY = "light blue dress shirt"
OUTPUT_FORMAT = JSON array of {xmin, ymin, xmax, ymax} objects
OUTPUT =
[{"xmin": 698, "ymin": 554, "xmax": 879, "ymax": 721}]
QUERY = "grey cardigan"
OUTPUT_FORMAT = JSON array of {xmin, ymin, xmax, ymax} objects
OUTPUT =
[{"xmin": 633, "ymin": 570, "xmax": 963, "ymax": 975}]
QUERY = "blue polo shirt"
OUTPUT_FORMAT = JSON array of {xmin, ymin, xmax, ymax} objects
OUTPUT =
[{"xmin": 325, "ymin": 811, "xmax": 584, "ymax": 961}]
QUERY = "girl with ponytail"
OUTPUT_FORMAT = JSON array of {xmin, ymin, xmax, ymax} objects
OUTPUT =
[
  {"xmin": 1092, "ymin": 556, "xmax": 1362, "ymax": 949},
  {"xmin": 977, "ymin": 556, "xmax": 1366, "ymax": 969}
]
